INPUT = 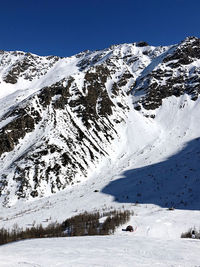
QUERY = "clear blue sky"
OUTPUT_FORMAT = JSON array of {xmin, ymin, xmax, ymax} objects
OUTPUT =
[{"xmin": 1, "ymin": 0, "xmax": 200, "ymax": 57}]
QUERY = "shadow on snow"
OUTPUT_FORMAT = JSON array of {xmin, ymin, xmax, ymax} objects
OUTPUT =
[{"xmin": 102, "ymin": 138, "xmax": 200, "ymax": 210}]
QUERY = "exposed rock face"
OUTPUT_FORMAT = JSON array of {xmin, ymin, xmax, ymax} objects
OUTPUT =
[
  {"xmin": 133, "ymin": 37, "xmax": 200, "ymax": 110},
  {"xmin": 0, "ymin": 37, "xmax": 200, "ymax": 205},
  {"xmin": 0, "ymin": 108, "xmax": 41, "ymax": 156},
  {"xmin": 1, "ymin": 51, "xmax": 59, "ymax": 84}
]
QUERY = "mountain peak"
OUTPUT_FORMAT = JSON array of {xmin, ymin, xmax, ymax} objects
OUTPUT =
[
  {"xmin": 0, "ymin": 37, "xmax": 200, "ymax": 207},
  {"xmin": 182, "ymin": 36, "xmax": 199, "ymax": 44}
]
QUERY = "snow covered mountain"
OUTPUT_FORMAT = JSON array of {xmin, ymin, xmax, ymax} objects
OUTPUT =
[{"xmin": 0, "ymin": 36, "xmax": 200, "ymax": 210}]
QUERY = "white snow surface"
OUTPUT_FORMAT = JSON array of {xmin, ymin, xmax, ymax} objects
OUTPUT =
[
  {"xmin": 0, "ymin": 235, "xmax": 200, "ymax": 267},
  {"xmin": 1, "ymin": 41, "xmax": 200, "ymax": 266}
]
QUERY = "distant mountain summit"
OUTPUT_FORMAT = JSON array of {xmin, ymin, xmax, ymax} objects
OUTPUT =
[{"xmin": 0, "ymin": 37, "xmax": 200, "ymax": 206}]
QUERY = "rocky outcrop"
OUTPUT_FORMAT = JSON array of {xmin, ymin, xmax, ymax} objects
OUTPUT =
[
  {"xmin": 1, "ymin": 51, "xmax": 59, "ymax": 84},
  {"xmin": 0, "ymin": 108, "xmax": 41, "ymax": 156},
  {"xmin": 133, "ymin": 37, "xmax": 200, "ymax": 110}
]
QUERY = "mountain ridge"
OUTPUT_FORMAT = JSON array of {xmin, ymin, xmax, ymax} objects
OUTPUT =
[{"xmin": 0, "ymin": 36, "xmax": 200, "ymax": 207}]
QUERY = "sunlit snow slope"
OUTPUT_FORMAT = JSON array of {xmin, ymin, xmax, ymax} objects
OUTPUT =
[
  {"xmin": 0, "ymin": 36, "xmax": 200, "ymax": 213},
  {"xmin": 1, "ymin": 236, "xmax": 200, "ymax": 267}
]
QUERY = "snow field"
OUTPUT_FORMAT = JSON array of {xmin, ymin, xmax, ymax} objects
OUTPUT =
[{"xmin": 0, "ymin": 235, "xmax": 199, "ymax": 267}]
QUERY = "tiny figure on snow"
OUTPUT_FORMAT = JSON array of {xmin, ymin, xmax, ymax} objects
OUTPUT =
[
  {"xmin": 191, "ymin": 230, "xmax": 196, "ymax": 239},
  {"xmin": 125, "ymin": 225, "xmax": 134, "ymax": 232}
]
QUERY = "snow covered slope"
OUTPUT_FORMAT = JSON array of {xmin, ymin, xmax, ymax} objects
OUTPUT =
[
  {"xmin": 0, "ymin": 235, "xmax": 200, "ymax": 267},
  {"xmin": 1, "ymin": 37, "xmax": 200, "ymax": 266},
  {"xmin": 0, "ymin": 36, "xmax": 200, "ymax": 212}
]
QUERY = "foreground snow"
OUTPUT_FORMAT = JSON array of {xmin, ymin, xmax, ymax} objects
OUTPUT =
[{"xmin": 0, "ymin": 235, "xmax": 199, "ymax": 267}]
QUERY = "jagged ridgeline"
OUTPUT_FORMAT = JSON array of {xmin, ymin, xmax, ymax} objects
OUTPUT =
[{"xmin": 0, "ymin": 37, "xmax": 200, "ymax": 205}]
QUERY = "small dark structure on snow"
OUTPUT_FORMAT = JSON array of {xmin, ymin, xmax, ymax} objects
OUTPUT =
[{"xmin": 126, "ymin": 225, "xmax": 134, "ymax": 232}]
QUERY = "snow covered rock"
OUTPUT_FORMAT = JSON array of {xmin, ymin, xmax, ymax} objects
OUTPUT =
[{"xmin": 0, "ymin": 37, "xmax": 200, "ymax": 207}]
